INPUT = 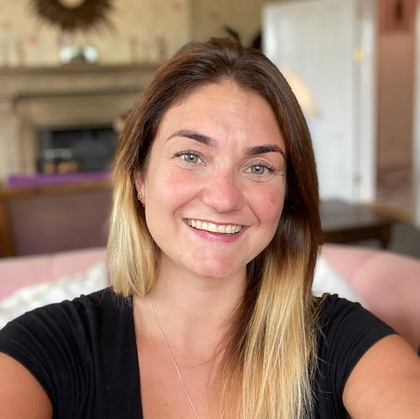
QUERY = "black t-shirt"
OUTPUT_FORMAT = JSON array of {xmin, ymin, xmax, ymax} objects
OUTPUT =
[{"xmin": 0, "ymin": 289, "xmax": 395, "ymax": 418}]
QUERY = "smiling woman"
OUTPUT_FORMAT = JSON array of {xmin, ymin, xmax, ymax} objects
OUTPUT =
[
  {"xmin": 133, "ymin": 82, "xmax": 286, "ymax": 280},
  {"xmin": 0, "ymin": 38, "xmax": 419, "ymax": 419}
]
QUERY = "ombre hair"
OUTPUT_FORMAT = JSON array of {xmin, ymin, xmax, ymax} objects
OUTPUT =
[{"xmin": 108, "ymin": 38, "xmax": 322, "ymax": 419}]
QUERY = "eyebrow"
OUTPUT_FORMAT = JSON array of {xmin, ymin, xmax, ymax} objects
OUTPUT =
[
  {"xmin": 167, "ymin": 129, "xmax": 286, "ymax": 159},
  {"xmin": 166, "ymin": 130, "xmax": 215, "ymax": 147},
  {"xmin": 245, "ymin": 144, "xmax": 286, "ymax": 160}
]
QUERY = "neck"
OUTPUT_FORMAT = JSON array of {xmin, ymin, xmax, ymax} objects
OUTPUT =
[{"xmin": 134, "ymin": 258, "xmax": 247, "ymax": 356}]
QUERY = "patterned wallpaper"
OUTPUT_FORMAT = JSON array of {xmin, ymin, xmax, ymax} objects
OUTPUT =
[
  {"xmin": 0, "ymin": 0, "xmax": 276, "ymax": 68},
  {"xmin": 0, "ymin": 0, "xmax": 191, "ymax": 66},
  {"xmin": 191, "ymin": 0, "xmax": 273, "ymax": 47}
]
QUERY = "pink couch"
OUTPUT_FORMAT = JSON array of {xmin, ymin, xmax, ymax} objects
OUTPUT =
[
  {"xmin": 0, "ymin": 245, "xmax": 419, "ymax": 351},
  {"xmin": 0, "ymin": 247, "xmax": 107, "ymax": 300},
  {"xmin": 322, "ymin": 245, "xmax": 420, "ymax": 351}
]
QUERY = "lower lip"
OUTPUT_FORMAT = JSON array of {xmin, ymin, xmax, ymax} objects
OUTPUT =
[{"xmin": 185, "ymin": 222, "xmax": 246, "ymax": 243}]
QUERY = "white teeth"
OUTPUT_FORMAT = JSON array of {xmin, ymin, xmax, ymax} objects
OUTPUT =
[
  {"xmin": 208, "ymin": 223, "xmax": 217, "ymax": 232},
  {"xmin": 187, "ymin": 219, "xmax": 242, "ymax": 234}
]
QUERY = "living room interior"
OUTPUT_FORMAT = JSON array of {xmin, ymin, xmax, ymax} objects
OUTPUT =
[{"xmin": 0, "ymin": 0, "xmax": 419, "ymax": 346}]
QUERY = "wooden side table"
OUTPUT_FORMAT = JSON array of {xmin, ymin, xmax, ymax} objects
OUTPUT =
[{"xmin": 320, "ymin": 200, "xmax": 393, "ymax": 248}]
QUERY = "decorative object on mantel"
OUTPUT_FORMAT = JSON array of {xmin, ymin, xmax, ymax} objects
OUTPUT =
[
  {"xmin": 29, "ymin": 0, "xmax": 115, "ymax": 34},
  {"xmin": 59, "ymin": 45, "xmax": 98, "ymax": 64}
]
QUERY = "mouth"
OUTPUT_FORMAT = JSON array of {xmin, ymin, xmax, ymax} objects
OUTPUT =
[{"xmin": 186, "ymin": 219, "xmax": 243, "ymax": 235}]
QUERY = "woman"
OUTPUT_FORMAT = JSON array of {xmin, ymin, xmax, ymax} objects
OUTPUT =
[{"xmin": 0, "ymin": 38, "xmax": 419, "ymax": 419}]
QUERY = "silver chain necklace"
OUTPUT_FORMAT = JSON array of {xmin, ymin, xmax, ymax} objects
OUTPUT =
[{"xmin": 148, "ymin": 298, "xmax": 202, "ymax": 419}]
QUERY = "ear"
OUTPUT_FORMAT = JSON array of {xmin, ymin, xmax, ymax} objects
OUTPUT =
[{"xmin": 133, "ymin": 171, "xmax": 145, "ymax": 201}]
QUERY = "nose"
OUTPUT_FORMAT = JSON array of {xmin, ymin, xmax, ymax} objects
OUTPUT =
[{"xmin": 201, "ymin": 171, "xmax": 244, "ymax": 213}]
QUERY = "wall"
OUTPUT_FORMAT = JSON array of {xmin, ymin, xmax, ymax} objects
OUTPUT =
[
  {"xmin": 191, "ymin": 0, "xmax": 272, "ymax": 46},
  {"xmin": 414, "ymin": 0, "xmax": 420, "ymax": 227},
  {"xmin": 376, "ymin": 0, "xmax": 415, "ymax": 172},
  {"xmin": 0, "ymin": 0, "xmax": 191, "ymax": 67},
  {"xmin": 0, "ymin": 0, "xmax": 278, "ymax": 68}
]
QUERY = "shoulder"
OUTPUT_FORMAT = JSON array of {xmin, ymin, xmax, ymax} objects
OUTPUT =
[
  {"xmin": 0, "ymin": 287, "xmax": 134, "ymax": 367},
  {"xmin": 317, "ymin": 293, "xmax": 395, "ymax": 343},
  {"xmin": 316, "ymin": 294, "xmax": 396, "ymax": 369},
  {"xmin": 313, "ymin": 294, "xmax": 397, "ymax": 417},
  {"xmin": 0, "ymin": 288, "xmax": 137, "ymax": 417}
]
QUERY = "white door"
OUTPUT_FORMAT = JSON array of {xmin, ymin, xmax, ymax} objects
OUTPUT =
[{"xmin": 263, "ymin": 0, "xmax": 377, "ymax": 202}]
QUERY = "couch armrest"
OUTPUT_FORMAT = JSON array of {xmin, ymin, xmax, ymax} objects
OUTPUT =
[{"xmin": 322, "ymin": 244, "xmax": 420, "ymax": 351}]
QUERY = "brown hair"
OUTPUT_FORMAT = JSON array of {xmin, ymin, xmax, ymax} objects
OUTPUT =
[{"xmin": 109, "ymin": 37, "xmax": 322, "ymax": 418}]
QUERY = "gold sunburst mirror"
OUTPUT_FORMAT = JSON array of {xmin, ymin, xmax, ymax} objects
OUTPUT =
[{"xmin": 30, "ymin": 0, "xmax": 114, "ymax": 33}]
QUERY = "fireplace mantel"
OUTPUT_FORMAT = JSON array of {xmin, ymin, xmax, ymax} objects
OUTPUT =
[
  {"xmin": 0, "ymin": 64, "xmax": 159, "ymax": 100},
  {"xmin": 0, "ymin": 64, "xmax": 159, "ymax": 183}
]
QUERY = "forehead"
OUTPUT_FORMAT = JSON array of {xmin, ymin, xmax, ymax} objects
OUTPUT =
[{"xmin": 154, "ymin": 81, "xmax": 284, "ymax": 148}]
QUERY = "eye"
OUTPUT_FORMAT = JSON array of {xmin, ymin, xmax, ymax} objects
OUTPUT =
[
  {"xmin": 246, "ymin": 163, "xmax": 275, "ymax": 177},
  {"xmin": 249, "ymin": 165, "xmax": 267, "ymax": 175},
  {"xmin": 182, "ymin": 153, "xmax": 200, "ymax": 164},
  {"xmin": 174, "ymin": 150, "xmax": 204, "ymax": 165}
]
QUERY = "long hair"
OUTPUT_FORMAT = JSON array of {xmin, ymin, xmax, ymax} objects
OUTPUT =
[{"xmin": 108, "ymin": 38, "xmax": 322, "ymax": 418}]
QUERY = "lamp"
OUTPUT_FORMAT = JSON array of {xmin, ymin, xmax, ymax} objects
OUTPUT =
[{"xmin": 281, "ymin": 69, "xmax": 320, "ymax": 118}]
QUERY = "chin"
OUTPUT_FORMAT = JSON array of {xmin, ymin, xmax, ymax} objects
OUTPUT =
[{"xmin": 187, "ymin": 259, "xmax": 245, "ymax": 280}]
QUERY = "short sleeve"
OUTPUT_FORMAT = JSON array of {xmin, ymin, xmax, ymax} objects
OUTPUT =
[
  {"xmin": 314, "ymin": 294, "xmax": 396, "ymax": 417},
  {"xmin": 0, "ymin": 296, "xmax": 101, "ymax": 418},
  {"xmin": 0, "ymin": 288, "xmax": 142, "ymax": 419}
]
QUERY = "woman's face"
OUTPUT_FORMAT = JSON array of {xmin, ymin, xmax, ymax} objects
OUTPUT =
[{"xmin": 135, "ymin": 82, "xmax": 286, "ymax": 281}]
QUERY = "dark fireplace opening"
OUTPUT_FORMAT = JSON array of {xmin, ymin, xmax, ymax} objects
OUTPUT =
[{"xmin": 37, "ymin": 125, "xmax": 118, "ymax": 174}]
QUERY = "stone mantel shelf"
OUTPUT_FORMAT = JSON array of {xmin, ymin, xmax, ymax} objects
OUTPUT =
[
  {"xmin": 0, "ymin": 63, "xmax": 160, "ymax": 101},
  {"xmin": 0, "ymin": 63, "xmax": 160, "ymax": 182},
  {"xmin": 0, "ymin": 63, "xmax": 159, "ymax": 75}
]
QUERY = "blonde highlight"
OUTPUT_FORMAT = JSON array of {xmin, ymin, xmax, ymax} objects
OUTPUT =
[{"xmin": 107, "ymin": 38, "xmax": 323, "ymax": 418}]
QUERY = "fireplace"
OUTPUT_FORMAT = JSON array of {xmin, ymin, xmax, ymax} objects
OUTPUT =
[
  {"xmin": 0, "ymin": 63, "xmax": 159, "ymax": 184},
  {"xmin": 37, "ymin": 125, "xmax": 117, "ymax": 173}
]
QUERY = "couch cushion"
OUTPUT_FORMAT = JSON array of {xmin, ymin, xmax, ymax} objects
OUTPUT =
[
  {"xmin": 0, "ymin": 261, "xmax": 108, "ymax": 329},
  {"xmin": 313, "ymin": 255, "xmax": 365, "ymax": 305},
  {"xmin": 0, "ymin": 247, "xmax": 107, "ymax": 300}
]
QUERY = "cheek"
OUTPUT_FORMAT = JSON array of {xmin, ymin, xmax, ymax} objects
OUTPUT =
[
  {"xmin": 147, "ymin": 167, "xmax": 198, "ymax": 208},
  {"xmin": 269, "ymin": 195, "xmax": 277, "ymax": 207},
  {"xmin": 252, "ymin": 183, "xmax": 285, "ymax": 224}
]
